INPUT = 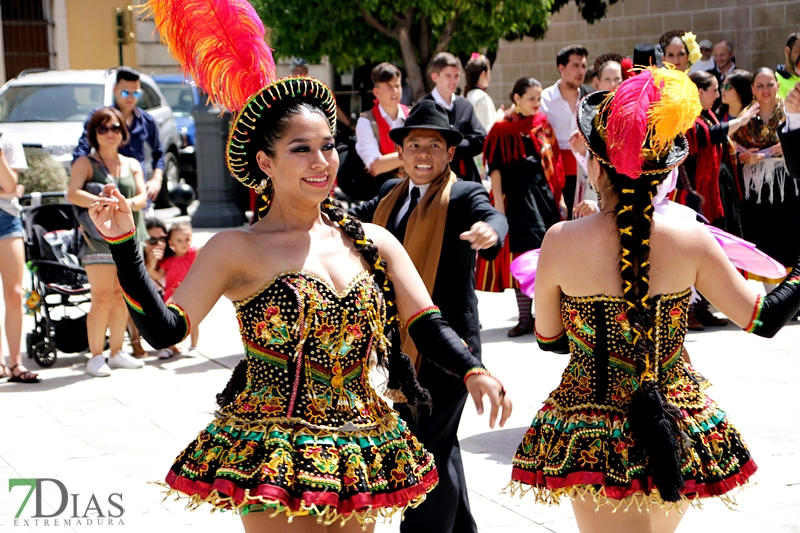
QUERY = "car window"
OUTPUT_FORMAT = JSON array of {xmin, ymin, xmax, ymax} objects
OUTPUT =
[
  {"xmin": 156, "ymin": 82, "xmax": 194, "ymax": 117},
  {"xmin": 139, "ymin": 83, "xmax": 161, "ymax": 111},
  {"xmin": 0, "ymin": 84, "xmax": 103, "ymax": 122}
]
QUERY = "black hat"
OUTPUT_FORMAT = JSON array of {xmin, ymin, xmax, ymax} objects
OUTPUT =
[
  {"xmin": 633, "ymin": 43, "xmax": 657, "ymax": 68},
  {"xmin": 389, "ymin": 100, "xmax": 464, "ymax": 147}
]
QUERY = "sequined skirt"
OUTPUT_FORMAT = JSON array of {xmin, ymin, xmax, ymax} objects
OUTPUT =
[
  {"xmin": 161, "ymin": 411, "xmax": 437, "ymax": 527},
  {"xmin": 509, "ymin": 382, "xmax": 756, "ymax": 509}
]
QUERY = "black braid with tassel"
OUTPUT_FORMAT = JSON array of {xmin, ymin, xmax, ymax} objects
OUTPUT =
[{"xmin": 608, "ymin": 165, "xmax": 690, "ymax": 502}]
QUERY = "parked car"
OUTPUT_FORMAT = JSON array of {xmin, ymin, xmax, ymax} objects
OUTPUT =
[
  {"xmin": 153, "ymin": 74, "xmax": 200, "ymax": 187},
  {"xmin": 0, "ymin": 68, "xmax": 181, "ymax": 205}
]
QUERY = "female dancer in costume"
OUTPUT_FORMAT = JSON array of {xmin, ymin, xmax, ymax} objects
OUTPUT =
[
  {"xmin": 508, "ymin": 67, "xmax": 800, "ymax": 532},
  {"xmin": 731, "ymin": 67, "xmax": 800, "ymax": 288},
  {"xmin": 89, "ymin": 1, "xmax": 511, "ymax": 531},
  {"xmin": 475, "ymin": 77, "xmax": 564, "ymax": 337},
  {"xmin": 90, "ymin": 76, "xmax": 511, "ymax": 532}
]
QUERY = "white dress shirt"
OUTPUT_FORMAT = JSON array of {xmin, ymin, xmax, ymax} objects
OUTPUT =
[
  {"xmin": 394, "ymin": 181, "xmax": 431, "ymax": 229},
  {"xmin": 786, "ymin": 111, "xmax": 800, "ymax": 132},
  {"xmin": 431, "ymin": 87, "xmax": 456, "ymax": 111},
  {"xmin": 540, "ymin": 80, "xmax": 578, "ymax": 151},
  {"xmin": 355, "ymin": 104, "xmax": 407, "ymax": 168}
]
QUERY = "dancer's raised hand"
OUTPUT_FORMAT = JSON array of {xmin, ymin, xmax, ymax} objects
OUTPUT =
[{"xmin": 88, "ymin": 183, "xmax": 135, "ymax": 238}]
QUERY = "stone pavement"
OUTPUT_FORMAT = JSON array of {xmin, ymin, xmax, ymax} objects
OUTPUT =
[{"xmin": 1, "ymin": 227, "xmax": 799, "ymax": 532}]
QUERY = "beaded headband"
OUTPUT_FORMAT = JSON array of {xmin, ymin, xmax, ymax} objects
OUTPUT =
[{"xmin": 226, "ymin": 76, "xmax": 338, "ymax": 191}]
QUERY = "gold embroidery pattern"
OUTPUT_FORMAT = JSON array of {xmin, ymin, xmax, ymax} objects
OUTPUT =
[{"xmin": 511, "ymin": 290, "xmax": 754, "ymax": 505}]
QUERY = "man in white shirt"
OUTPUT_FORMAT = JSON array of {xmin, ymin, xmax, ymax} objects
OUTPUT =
[
  {"xmin": 689, "ymin": 39, "xmax": 716, "ymax": 73},
  {"xmin": 355, "ymin": 63, "xmax": 408, "ymax": 177},
  {"xmin": 540, "ymin": 44, "xmax": 591, "ymax": 219}
]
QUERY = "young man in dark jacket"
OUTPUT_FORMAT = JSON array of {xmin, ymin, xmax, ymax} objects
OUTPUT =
[{"xmin": 420, "ymin": 53, "xmax": 487, "ymax": 183}]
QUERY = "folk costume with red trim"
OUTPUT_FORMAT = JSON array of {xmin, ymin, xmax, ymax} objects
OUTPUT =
[
  {"xmin": 127, "ymin": 0, "xmax": 455, "ymax": 526},
  {"xmin": 508, "ymin": 67, "xmax": 761, "ymax": 511}
]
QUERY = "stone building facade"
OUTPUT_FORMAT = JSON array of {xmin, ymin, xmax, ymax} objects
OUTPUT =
[{"xmin": 487, "ymin": 0, "xmax": 799, "ymax": 107}]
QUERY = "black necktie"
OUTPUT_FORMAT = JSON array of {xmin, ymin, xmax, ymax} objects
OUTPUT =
[{"xmin": 395, "ymin": 187, "xmax": 420, "ymax": 242}]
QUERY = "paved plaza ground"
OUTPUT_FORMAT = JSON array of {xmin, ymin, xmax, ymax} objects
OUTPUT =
[{"xmin": 1, "ymin": 226, "xmax": 799, "ymax": 533}]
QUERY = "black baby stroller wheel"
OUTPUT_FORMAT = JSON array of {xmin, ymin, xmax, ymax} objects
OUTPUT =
[{"xmin": 27, "ymin": 332, "xmax": 57, "ymax": 368}]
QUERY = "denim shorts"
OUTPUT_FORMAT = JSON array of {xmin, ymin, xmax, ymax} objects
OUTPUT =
[{"xmin": 0, "ymin": 209, "xmax": 22, "ymax": 240}]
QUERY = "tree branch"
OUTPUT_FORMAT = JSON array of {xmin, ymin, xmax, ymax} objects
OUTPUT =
[
  {"xmin": 359, "ymin": 8, "xmax": 398, "ymax": 39},
  {"xmin": 431, "ymin": 13, "xmax": 459, "ymax": 57},
  {"xmin": 419, "ymin": 15, "xmax": 430, "ymax": 66}
]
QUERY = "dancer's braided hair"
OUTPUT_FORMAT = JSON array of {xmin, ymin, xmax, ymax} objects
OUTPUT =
[
  {"xmin": 218, "ymin": 102, "xmax": 431, "ymax": 413},
  {"xmin": 606, "ymin": 161, "xmax": 690, "ymax": 502}
]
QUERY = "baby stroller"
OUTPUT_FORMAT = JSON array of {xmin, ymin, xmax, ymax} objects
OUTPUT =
[{"xmin": 21, "ymin": 198, "xmax": 92, "ymax": 367}]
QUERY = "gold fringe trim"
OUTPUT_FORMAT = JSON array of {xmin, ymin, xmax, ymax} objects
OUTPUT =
[
  {"xmin": 503, "ymin": 480, "xmax": 751, "ymax": 514},
  {"xmin": 151, "ymin": 480, "xmax": 432, "ymax": 531}
]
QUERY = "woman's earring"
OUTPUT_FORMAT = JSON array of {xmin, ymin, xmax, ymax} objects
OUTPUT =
[
  {"xmin": 514, "ymin": 103, "xmax": 522, "ymax": 114},
  {"xmin": 596, "ymin": 186, "xmax": 602, "ymax": 210}
]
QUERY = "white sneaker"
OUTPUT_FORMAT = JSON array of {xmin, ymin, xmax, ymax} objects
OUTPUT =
[
  {"xmin": 185, "ymin": 348, "xmax": 200, "ymax": 358},
  {"xmin": 107, "ymin": 351, "xmax": 145, "ymax": 369},
  {"xmin": 86, "ymin": 355, "xmax": 111, "ymax": 377}
]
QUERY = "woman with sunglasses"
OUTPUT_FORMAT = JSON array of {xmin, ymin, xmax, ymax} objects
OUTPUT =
[
  {"xmin": 68, "ymin": 106, "xmax": 148, "ymax": 377},
  {"xmin": 731, "ymin": 68, "xmax": 800, "ymax": 290},
  {"xmin": 717, "ymin": 70, "xmax": 754, "ymax": 123}
]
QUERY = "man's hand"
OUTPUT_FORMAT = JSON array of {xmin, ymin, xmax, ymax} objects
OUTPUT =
[
  {"xmin": 460, "ymin": 221, "xmax": 499, "ymax": 250},
  {"xmin": 145, "ymin": 170, "xmax": 164, "ymax": 201},
  {"xmin": 785, "ymin": 82, "xmax": 800, "ymax": 114},
  {"xmin": 14, "ymin": 184, "xmax": 24, "ymax": 198}
]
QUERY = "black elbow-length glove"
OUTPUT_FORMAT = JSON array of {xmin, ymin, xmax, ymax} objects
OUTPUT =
[
  {"xmin": 107, "ymin": 230, "xmax": 190, "ymax": 349},
  {"xmin": 406, "ymin": 307, "xmax": 485, "ymax": 379},
  {"xmin": 744, "ymin": 258, "xmax": 800, "ymax": 338}
]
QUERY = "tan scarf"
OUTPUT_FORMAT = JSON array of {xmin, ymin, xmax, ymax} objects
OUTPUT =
[{"xmin": 373, "ymin": 167, "xmax": 457, "ymax": 367}]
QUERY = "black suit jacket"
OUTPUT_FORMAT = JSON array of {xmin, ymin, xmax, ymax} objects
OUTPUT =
[
  {"xmin": 350, "ymin": 178, "xmax": 508, "ymax": 358},
  {"xmin": 779, "ymin": 124, "xmax": 800, "ymax": 180},
  {"xmin": 420, "ymin": 94, "xmax": 486, "ymax": 183}
]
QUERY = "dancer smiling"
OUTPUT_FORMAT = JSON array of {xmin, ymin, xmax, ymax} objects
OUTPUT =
[{"xmin": 89, "ymin": 1, "xmax": 511, "ymax": 530}]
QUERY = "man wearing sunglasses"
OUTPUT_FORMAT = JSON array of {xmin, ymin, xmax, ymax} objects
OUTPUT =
[{"xmin": 73, "ymin": 67, "xmax": 165, "ymax": 204}]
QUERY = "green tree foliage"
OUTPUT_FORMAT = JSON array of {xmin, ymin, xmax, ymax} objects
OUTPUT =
[{"xmin": 251, "ymin": 0, "xmax": 618, "ymax": 99}]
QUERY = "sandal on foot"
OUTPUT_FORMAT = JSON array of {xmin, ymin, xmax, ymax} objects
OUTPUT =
[
  {"xmin": 0, "ymin": 362, "xmax": 8, "ymax": 379},
  {"xmin": 157, "ymin": 349, "xmax": 174, "ymax": 360},
  {"xmin": 8, "ymin": 364, "xmax": 40, "ymax": 383}
]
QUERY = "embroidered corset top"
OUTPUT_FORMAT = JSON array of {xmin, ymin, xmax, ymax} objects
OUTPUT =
[
  {"xmin": 553, "ymin": 289, "xmax": 706, "ymax": 412},
  {"xmin": 224, "ymin": 270, "xmax": 394, "ymax": 430}
]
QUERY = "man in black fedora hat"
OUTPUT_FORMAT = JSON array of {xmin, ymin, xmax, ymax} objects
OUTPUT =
[{"xmin": 350, "ymin": 99, "xmax": 507, "ymax": 533}]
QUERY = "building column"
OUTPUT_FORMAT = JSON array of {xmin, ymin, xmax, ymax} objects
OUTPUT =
[{"xmin": 51, "ymin": 0, "xmax": 69, "ymax": 70}]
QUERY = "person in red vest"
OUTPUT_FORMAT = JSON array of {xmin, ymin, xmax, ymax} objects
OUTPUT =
[{"xmin": 355, "ymin": 62, "xmax": 409, "ymax": 181}]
